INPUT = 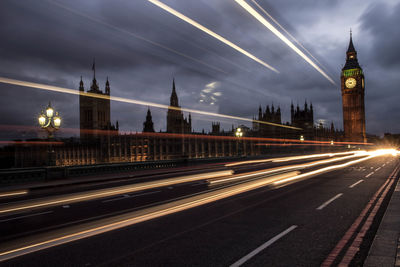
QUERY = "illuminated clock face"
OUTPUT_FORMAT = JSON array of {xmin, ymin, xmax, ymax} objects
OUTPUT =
[{"xmin": 345, "ymin": 78, "xmax": 357, "ymax": 88}]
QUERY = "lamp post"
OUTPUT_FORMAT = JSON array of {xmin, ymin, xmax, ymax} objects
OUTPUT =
[
  {"xmin": 38, "ymin": 102, "xmax": 61, "ymax": 166},
  {"xmin": 235, "ymin": 127, "xmax": 243, "ymax": 156},
  {"xmin": 38, "ymin": 102, "xmax": 61, "ymax": 138}
]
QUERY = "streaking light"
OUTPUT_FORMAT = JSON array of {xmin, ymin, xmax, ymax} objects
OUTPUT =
[
  {"xmin": 0, "ymin": 77, "xmax": 301, "ymax": 130},
  {"xmin": 250, "ymin": 0, "xmax": 330, "ymax": 75},
  {"xmin": 0, "ymin": 149, "xmax": 396, "ymax": 260},
  {"xmin": 235, "ymin": 0, "xmax": 335, "ymax": 85},
  {"xmin": 0, "ymin": 190, "xmax": 28, "ymax": 198},
  {"xmin": 0, "ymin": 171, "xmax": 305, "ymax": 262},
  {"xmin": 274, "ymin": 149, "xmax": 400, "ymax": 185},
  {"xmin": 225, "ymin": 151, "xmax": 360, "ymax": 167},
  {"xmin": 148, "ymin": 0, "xmax": 279, "ymax": 73},
  {"xmin": 0, "ymin": 170, "xmax": 233, "ymax": 215},
  {"xmin": 49, "ymin": 1, "xmax": 226, "ymax": 74}
]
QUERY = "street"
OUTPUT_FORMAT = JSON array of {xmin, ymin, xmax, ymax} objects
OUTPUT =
[{"xmin": 0, "ymin": 152, "xmax": 398, "ymax": 266}]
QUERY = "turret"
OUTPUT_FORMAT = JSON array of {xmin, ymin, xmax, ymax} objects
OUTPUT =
[
  {"xmin": 343, "ymin": 30, "xmax": 361, "ymax": 70},
  {"xmin": 170, "ymin": 78, "xmax": 179, "ymax": 107},
  {"xmin": 79, "ymin": 76, "xmax": 84, "ymax": 92},
  {"xmin": 143, "ymin": 108, "xmax": 155, "ymax": 132},
  {"xmin": 291, "ymin": 102, "xmax": 294, "ymax": 120},
  {"xmin": 105, "ymin": 77, "xmax": 110, "ymax": 95}
]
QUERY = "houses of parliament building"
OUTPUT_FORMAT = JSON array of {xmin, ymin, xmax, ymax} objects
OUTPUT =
[{"xmin": 11, "ymin": 33, "xmax": 366, "ymax": 168}]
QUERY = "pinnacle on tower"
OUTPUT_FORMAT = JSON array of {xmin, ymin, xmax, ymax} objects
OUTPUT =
[
  {"xmin": 343, "ymin": 30, "xmax": 360, "ymax": 70},
  {"xmin": 347, "ymin": 29, "xmax": 356, "ymax": 53},
  {"xmin": 79, "ymin": 76, "xmax": 84, "ymax": 91},
  {"xmin": 105, "ymin": 77, "xmax": 110, "ymax": 95},
  {"xmin": 143, "ymin": 108, "xmax": 155, "ymax": 132},
  {"xmin": 90, "ymin": 59, "xmax": 100, "ymax": 92},
  {"xmin": 170, "ymin": 78, "xmax": 179, "ymax": 107},
  {"xmin": 92, "ymin": 58, "xmax": 96, "ymax": 80}
]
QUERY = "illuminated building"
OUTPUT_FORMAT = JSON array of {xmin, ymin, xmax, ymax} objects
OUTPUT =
[
  {"xmin": 143, "ymin": 108, "xmax": 155, "ymax": 133},
  {"xmin": 79, "ymin": 61, "xmax": 118, "ymax": 141},
  {"xmin": 341, "ymin": 32, "xmax": 366, "ymax": 143},
  {"xmin": 166, "ymin": 79, "xmax": 192, "ymax": 134}
]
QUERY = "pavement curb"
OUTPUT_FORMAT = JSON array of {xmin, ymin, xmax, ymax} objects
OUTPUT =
[{"xmin": 365, "ymin": 161, "xmax": 400, "ymax": 267}]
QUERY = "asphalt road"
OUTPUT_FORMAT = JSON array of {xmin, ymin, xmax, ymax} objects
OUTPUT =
[
  {"xmin": 0, "ymin": 152, "xmax": 365, "ymax": 242},
  {"xmin": 0, "ymin": 154, "xmax": 398, "ymax": 266}
]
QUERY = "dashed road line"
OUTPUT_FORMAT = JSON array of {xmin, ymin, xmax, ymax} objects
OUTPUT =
[
  {"xmin": 375, "ymin": 167, "xmax": 381, "ymax": 172},
  {"xmin": 316, "ymin": 193, "xmax": 343, "ymax": 210},
  {"xmin": 230, "ymin": 225, "xmax": 298, "ymax": 267},
  {"xmin": 102, "ymin": 190, "xmax": 161, "ymax": 203},
  {"xmin": 349, "ymin": 180, "xmax": 364, "ymax": 188},
  {"xmin": 365, "ymin": 172, "xmax": 374, "ymax": 178},
  {"xmin": 0, "ymin": 210, "xmax": 53, "ymax": 223}
]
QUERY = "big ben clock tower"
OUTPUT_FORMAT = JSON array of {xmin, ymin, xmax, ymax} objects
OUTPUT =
[{"xmin": 341, "ymin": 31, "xmax": 366, "ymax": 143}]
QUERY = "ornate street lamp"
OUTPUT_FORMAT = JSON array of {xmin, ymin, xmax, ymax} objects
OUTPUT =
[
  {"xmin": 235, "ymin": 127, "xmax": 243, "ymax": 156},
  {"xmin": 235, "ymin": 127, "xmax": 243, "ymax": 138},
  {"xmin": 38, "ymin": 102, "xmax": 61, "ymax": 166},
  {"xmin": 38, "ymin": 102, "xmax": 61, "ymax": 138}
]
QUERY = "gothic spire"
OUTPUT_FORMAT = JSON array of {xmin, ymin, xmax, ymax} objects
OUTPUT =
[
  {"xmin": 105, "ymin": 77, "xmax": 110, "ymax": 95},
  {"xmin": 92, "ymin": 58, "xmax": 96, "ymax": 80},
  {"xmin": 170, "ymin": 78, "xmax": 179, "ymax": 107},
  {"xmin": 343, "ymin": 30, "xmax": 360, "ymax": 70},
  {"xmin": 90, "ymin": 59, "xmax": 99, "ymax": 92},
  {"xmin": 347, "ymin": 29, "xmax": 356, "ymax": 53},
  {"xmin": 79, "ymin": 76, "xmax": 84, "ymax": 91},
  {"xmin": 143, "ymin": 108, "xmax": 155, "ymax": 132}
]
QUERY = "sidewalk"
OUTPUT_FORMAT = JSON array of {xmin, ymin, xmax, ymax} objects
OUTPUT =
[{"xmin": 365, "ymin": 177, "xmax": 400, "ymax": 266}]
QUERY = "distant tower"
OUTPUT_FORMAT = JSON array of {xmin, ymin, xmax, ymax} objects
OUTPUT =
[
  {"xmin": 143, "ymin": 108, "xmax": 155, "ymax": 132},
  {"xmin": 291, "ymin": 100, "xmax": 314, "ymax": 139},
  {"xmin": 341, "ymin": 31, "xmax": 366, "ymax": 142},
  {"xmin": 79, "ymin": 60, "xmax": 112, "ymax": 140},
  {"xmin": 166, "ymin": 79, "xmax": 191, "ymax": 134}
]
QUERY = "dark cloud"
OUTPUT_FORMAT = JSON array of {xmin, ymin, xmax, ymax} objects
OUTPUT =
[{"xmin": 0, "ymin": 0, "xmax": 398, "ymax": 140}]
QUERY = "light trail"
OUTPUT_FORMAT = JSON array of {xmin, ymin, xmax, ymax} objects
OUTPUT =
[
  {"xmin": 250, "ymin": 0, "xmax": 330, "ymax": 74},
  {"xmin": 225, "ymin": 151, "xmax": 360, "ymax": 167},
  {"xmin": 209, "ymin": 170, "xmax": 299, "ymax": 185},
  {"xmin": 235, "ymin": 0, "xmax": 335, "ymax": 85},
  {"xmin": 0, "ymin": 190, "xmax": 28, "ymax": 198},
  {"xmin": 218, "ymin": 152, "xmax": 368, "ymax": 183},
  {"xmin": 148, "ymin": 0, "xmax": 278, "ymax": 73},
  {"xmin": 273, "ymin": 149, "xmax": 399, "ymax": 185},
  {"xmin": 0, "ymin": 141, "xmax": 64, "ymax": 146},
  {"xmin": 0, "ymin": 149, "xmax": 396, "ymax": 260},
  {"xmin": 0, "ymin": 170, "xmax": 233, "ymax": 215},
  {"xmin": 0, "ymin": 77, "xmax": 300, "ymax": 130},
  {"xmin": 0, "ymin": 172, "xmax": 302, "ymax": 262},
  {"xmin": 49, "ymin": 1, "xmax": 226, "ymax": 74}
]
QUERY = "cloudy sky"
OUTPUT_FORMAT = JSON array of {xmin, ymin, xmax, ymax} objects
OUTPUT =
[{"xmin": 0, "ymin": 0, "xmax": 399, "ymax": 139}]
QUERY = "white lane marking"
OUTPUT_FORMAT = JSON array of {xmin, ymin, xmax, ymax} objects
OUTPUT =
[
  {"xmin": 349, "ymin": 180, "xmax": 364, "ymax": 188},
  {"xmin": 316, "ymin": 193, "xmax": 343, "ymax": 210},
  {"xmin": 62, "ymin": 205, "xmax": 70, "ymax": 208},
  {"xmin": 395, "ymin": 182, "xmax": 400, "ymax": 192},
  {"xmin": 382, "ymin": 164, "xmax": 386, "ymax": 167},
  {"xmin": 230, "ymin": 225, "xmax": 298, "ymax": 267},
  {"xmin": 0, "ymin": 210, "xmax": 53, "ymax": 223},
  {"xmin": 365, "ymin": 172, "xmax": 374, "ymax": 178},
  {"xmin": 102, "ymin": 190, "xmax": 161, "ymax": 203},
  {"xmin": 375, "ymin": 167, "xmax": 381, "ymax": 171}
]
